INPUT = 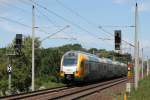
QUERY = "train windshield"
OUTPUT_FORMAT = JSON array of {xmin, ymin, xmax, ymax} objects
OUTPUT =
[{"xmin": 63, "ymin": 57, "xmax": 77, "ymax": 66}]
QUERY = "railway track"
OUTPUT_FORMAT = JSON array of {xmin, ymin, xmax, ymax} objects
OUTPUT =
[
  {"xmin": 0, "ymin": 86, "xmax": 72, "ymax": 100},
  {"xmin": 0, "ymin": 77, "xmax": 127, "ymax": 100}
]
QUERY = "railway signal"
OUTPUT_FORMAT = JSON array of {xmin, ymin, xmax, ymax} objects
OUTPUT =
[
  {"xmin": 14, "ymin": 34, "xmax": 23, "ymax": 54},
  {"xmin": 7, "ymin": 64, "xmax": 12, "ymax": 74},
  {"xmin": 7, "ymin": 64, "xmax": 12, "ymax": 90},
  {"xmin": 127, "ymin": 63, "xmax": 132, "ymax": 79},
  {"xmin": 114, "ymin": 30, "xmax": 121, "ymax": 50},
  {"xmin": 126, "ymin": 63, "xmax": 133, "ymax": 95}
]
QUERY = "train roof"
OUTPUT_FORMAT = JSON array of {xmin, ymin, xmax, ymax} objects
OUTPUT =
[
  {"xmin": 64, "ymin": 50, "xmax": 97, "ymax": 57},
  {"xmin": 64, "ymin": 50, "xmax": 101, "ymax": 62},
  {"xmin": 112, "ymin": 61, "xmax": 120, "ymax": 65},
  {"xmin": 63, "ymin": 50, "xmax": 126, "ymax": 65},
  {"xmin": 101, "ymin": 58, "xmax": 112, "ymax": 64}
]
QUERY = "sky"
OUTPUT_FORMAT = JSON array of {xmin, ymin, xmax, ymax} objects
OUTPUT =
[{"xmin": 0, "ymin": 0, "xmax": 150, "ymax": 57}]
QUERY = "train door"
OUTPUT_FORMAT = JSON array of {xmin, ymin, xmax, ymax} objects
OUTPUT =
[
  {"xmin": 85, "ymin": 61, "xmax": 90, "ymax": 75},
  {"xmin": 80, "ymin": 60, "xmax": 85, "ymax": 76}
]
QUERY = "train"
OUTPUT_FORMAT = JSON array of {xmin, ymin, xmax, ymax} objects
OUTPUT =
[{"xmin": 60, "ymin": 50, "xmax": 127, "ymax": 82}]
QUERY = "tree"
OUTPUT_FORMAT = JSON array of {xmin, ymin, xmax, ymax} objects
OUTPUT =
[
  {"xmin": 9, "ymin": 36, "xmax": 41, "ymax": 92},
  {"xmin": 88, "ymin": 48, "xmax": 98, "ymax": 54},
  {"xmin": 0, "ymin": 48, "xmax": 8, "ymax": 96}
]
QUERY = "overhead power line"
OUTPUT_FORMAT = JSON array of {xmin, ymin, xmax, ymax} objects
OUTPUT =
[
  {"xmin": 0, "ymin": 16, "xmax": 31, "ymax": 28},
  {"xmin": 35, "ymin": 8, "xmax": 59, "ymax": 28},
  {"xmin": 98, "ymin": 26, "xmax": 113, "ymax": 36},
  {"xmin": 0, "ymin": 16, "xmax": 66, "ymax": 37},
  {"xmin": 29, "ymin": 0, "xmax": 135, "ymax": 48},
  {"xmin": 55, "ymin": 0, "xmax": 95, "ymax": 26},
  {"xmin": 98, "ymin": 37, "xmax": 134, "ymax": 47},
  {"xmin": 0, "ymin": 0, "xmax": 52, "ymax": 35},
  {"xmin": 1, "ymin": 0, "xmax": 31, "ymax": 14},
  {"xmin": 41, "ymin": 25, "xmax": 70, "ymax": 42},
  {"xmin": 18, "ymin": 0, "xmax": 61, "ymax": 32},
  {"xmin": 29, "ymin": 0, "xmax": 100, "ymax": 38},
  {"xmin": 55, "ymin": 0, "xmax": 136, "ymax": 47},
  {"xmin": 0, "ymin": 16, "xmax": 45, "ymax": 34},
  {"xmin": 55, "ymin": 0, "xmax": 112, "ymax": 37},
  {"xmin": 99, "ymin": 25, "xmax": 135, "ymax": 28}
]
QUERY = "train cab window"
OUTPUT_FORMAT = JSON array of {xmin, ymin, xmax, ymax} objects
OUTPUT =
[{"xmin": 63, "ymin": 57, "xmax": 77, "ymax": 66}]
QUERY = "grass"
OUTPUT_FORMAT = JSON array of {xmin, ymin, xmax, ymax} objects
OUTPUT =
[
  {"xmin": 128, "ymin": 75, "xmax": 150, "ymax": 100},
  {"xmin": 40, "ymin": 80, "xmax": 65, "ymax": 89},
  {"xmin": 35, "ymin": 75, "xmax": 65, "ymax": 90},
  {"xmin": 0, "ymin": 76, "xmax": 65, "ymax": 96}
]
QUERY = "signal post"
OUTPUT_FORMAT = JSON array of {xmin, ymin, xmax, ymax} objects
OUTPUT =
[
  {"xmin": 6, "ymin": 34, "xmax": 23, "ymax": 93},
  {"xmin": 127, "ymin": 63, "xmax": 132, "ymax": 92},
  {"xmin": 124, "ymin": 63, "xmax": 133, "ymax": 99}
]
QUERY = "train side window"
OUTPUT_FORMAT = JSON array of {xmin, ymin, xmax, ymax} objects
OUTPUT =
[
  {"xmin": 104, "ymin": 64, "xmax": 106, "ymax": 70},
  {"xmin": 89, "ymin": 62, "xmax": 91, "ymax": 71},
  {"xmin": 81, "ymin": 61, "xmax": 84, "ymax": 67},
  {"xmin": 85, "ymin": 61, "xmax": 90, "ymax": 74},
  {"xmin": 99, "ymin": 63, "xmax": 102, "ymax": 70}
]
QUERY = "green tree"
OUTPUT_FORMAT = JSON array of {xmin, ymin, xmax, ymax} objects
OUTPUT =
[
  {"xmin": 9, "ymin": 36, "xmax": 41, "ymax": 92},
  {"xmin": 88, "ymin": 48, "xmax": 98, "ymax": 54},
  {"xmin": 0, "ymin": 48, "xmax": 8, "ymax": 96}
]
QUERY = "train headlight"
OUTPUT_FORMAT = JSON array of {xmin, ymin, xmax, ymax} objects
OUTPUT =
[
  {"xmin": 60, "ymin": 71, "xmax": 64, "ymax": 77},
  {"xmin": 75, "ymin": 71, "xmax": 80, "ymax": 77}
]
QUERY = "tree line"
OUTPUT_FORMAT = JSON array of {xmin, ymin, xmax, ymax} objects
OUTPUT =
[{"xmin": 0, "ymin": 36, "xmax": 131, "ymax": 96}]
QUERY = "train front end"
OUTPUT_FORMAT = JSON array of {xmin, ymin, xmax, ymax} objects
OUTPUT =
[{"xmin": 60, "ymin": 51, "xmax": 82, "ymax": 82}]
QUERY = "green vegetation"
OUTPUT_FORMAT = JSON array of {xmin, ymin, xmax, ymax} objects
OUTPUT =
[
  {"xmin": 35, "ymin": 75, "xmax": 65, "ymax": 89},
  {"xmin": 0, "ymin": 36, "xmax": 131, "ymax": 96},
  {"xmin": 128, "ymin": 76, "xmax": 150, "ymax": 100}
]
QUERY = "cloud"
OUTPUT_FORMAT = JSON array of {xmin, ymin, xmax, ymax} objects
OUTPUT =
[
  {"xmin": 141, "ymin": 40, "xmax": 150, "ymax": 49},
  {"xmin": 0, "ymin": 0, "xmax": 18, "ymax": 3},
  {"xmin": 113, "ymin": 0, "xmax": 150, "ymax": 12},
  {"xmin": 113, "ymin": 0, "xmax": 131, "ymax": 4},
  {"xmin": 0, "ymin": 17, "xmax": 32, "ymax": 35},
  {"xmin": 138, "ymin": 2, "xmax": 150, "ymax": 12},
  {"xmin": 0, "ymin": 0, "xmax": 18, "ymax": 5},
  {"xmin": 131, "ymin": 2, "xmax": 150, "ymax": 13}
]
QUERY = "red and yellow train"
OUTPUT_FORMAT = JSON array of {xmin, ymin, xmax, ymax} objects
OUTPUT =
[{"xmin": 60, "ymin": 51, "xmax": 127, "ymax": 82}]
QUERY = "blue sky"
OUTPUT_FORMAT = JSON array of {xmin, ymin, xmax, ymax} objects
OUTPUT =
[{"xmin": 0, "ymin": 0, "xmax": 150, "ymax": 57}]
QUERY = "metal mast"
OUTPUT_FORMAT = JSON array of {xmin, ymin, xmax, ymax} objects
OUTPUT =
[
  {"xmin": 147, "ymin": 56, "xmax": 149, "ymax": 76},
  {"xmin": 32, "ymin": 4, "xmax": 35, "ymax": 91},
  {"xmin": 141, "ymin": 48, "xmax": 144, "ymax": 78},
  {"xmin": 134, "ymin": 3, "xmax": 139, "ymax": 90}
]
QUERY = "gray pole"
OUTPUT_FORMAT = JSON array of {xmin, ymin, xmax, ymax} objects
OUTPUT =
[
  {"xmin": 7, "ymin": 56, "xmax": 12, "ymax": 91},
  {"xmin": 147, "ymin": 56, "xmax": 149, "ymax": 76},
  {"xmin": 93, "ymin": 50, "xmax": 95, "ymax": 54},
  {"xmin": 134, "ymin": 3, "xmax": 138, "ymax": 90},
  {"xmin": 141, "ymin": 48, "xmax": 144, "ymax": 78},
  {"xmin": 138, "ymin": 41, "xmax": 140, "ymax": 81},
  {"xmin": 8, "ymin": 73, "xmax": 11, "ymax": 90},
  {"xmin": 32, "ymin": 4, "xmax": 35, "ymax": 91}
]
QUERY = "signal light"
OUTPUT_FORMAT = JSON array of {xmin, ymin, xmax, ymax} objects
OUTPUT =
[
  {"xmin": 128, "ymin": 67, "xmax": 131, "ymax": 71},
  {"xmin": 16, "ymin": 34, "xmax": 22, "ymax": 46},
  {"xmin": 75, "ymin": 71, "xmax": 80, "ymax": 77},
  {"xmin": 127, "ymin": 63, "xmax": 132, "ymax": 71},
  {"xmin": 60, "ymin": 71, "xmax": 64, "ymax": 77},
  {"xmin": 114, "ymin": 30, "xmax": 121, "ymax": 50},
  {"xmin": 14, "ymin": 34, "xmax": 23, "ymax": 54}
]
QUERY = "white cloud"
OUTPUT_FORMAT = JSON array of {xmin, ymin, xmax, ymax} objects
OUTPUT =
[
  {"xmin": 138, "ymin": 2, "xmax": 150, "ymax": 12},
  {"xmin": 113, "ymin": 0, "xmax": 131, "ymax": 4},
  {"xmin": 0, "ymin": 19, "xmax": 31, "ymax": 34},
  {"xmin": 113, "ymin": 0, "xmax": 150, "ymax": 12},
  {"xmin": 0, "ymin": 0, "xmax": 18, "ymax": 5},
  {"xmin": 141, "ymin": 40, "xmax": 150, "ymax": 49},
  {"xmin": 131, "ymin": 2, "xmax": 150, "ymax": 13},
  {"xmin": 135, "ymin": 39, "xmax": 150, "ymax": 58}
]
